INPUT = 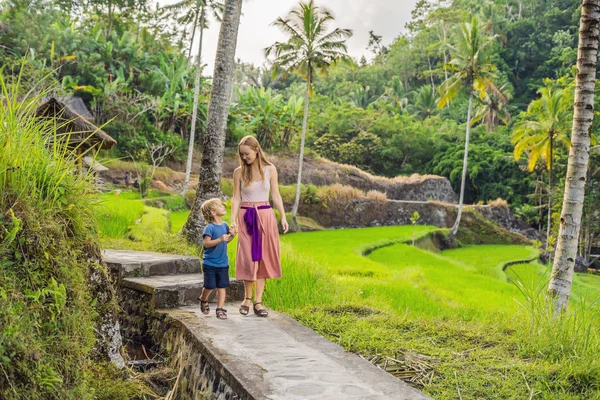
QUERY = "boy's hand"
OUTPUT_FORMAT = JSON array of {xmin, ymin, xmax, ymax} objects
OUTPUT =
[
  {"xmin": 229, "ymin": 226, "xmax": 236, "ymax": 236},
  {"xmin": 221, "ymin": 234, "xmax": 231, "ymax": 243}
]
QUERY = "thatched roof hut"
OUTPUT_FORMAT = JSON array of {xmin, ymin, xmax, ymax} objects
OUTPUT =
[
  {"xmin": 36, "ymin": 97, "xmax": 116, "ymax": 150},
  {"xmin": 57, "ymin": 96, "xmax": 94, "ymax": 120}
]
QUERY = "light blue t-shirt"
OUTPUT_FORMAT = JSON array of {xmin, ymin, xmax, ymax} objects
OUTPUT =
[{"xmin": 202, "ymin": 222, "xmax": 229, "ymax": 267}]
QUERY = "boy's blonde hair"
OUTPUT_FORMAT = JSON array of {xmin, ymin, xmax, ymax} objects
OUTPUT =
[{"xmin": 200, "ymin": 198, "xmax": 221, "ymax": 222}]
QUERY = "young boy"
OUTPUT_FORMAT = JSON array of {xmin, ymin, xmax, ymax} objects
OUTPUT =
[{"xmin": 199, "ymin": 198, "xmax": 236, "ymax": 320}]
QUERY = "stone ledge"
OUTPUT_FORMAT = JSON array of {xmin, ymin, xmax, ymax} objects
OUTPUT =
[
  {"xmin": 122, "ymin": 273, "xmax": 245, "ymax": 308},
  {"xmin": 103, "ymin": 249, "xmax": 201, "ymax": 279}
]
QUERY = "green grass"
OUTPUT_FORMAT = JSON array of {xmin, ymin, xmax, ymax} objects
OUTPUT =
[
  {"xmin": 96, "ymin": 191, "xmax": 600, "ymax": 398},
  {"xmin": 170, "ymin": 210, "xmax": 189, "ymax": 233},
  {"xmin": 270, "ymin": 227, "xmax": 600, "ymax": 399},
  {"xmin": 94, "ymin": 193, "xmax": 145, "ymax": 238},
  {"xmin": 442, "ymin": 245, "xmax": 539, "ymax": 280},
  {"xmin": 101, "ymin": 205, "xmax": 199, "ymax": 256}
]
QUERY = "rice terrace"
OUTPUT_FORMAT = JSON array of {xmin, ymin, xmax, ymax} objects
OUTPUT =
[{"xmin": 2, "ymin": 0, "xmax": 600, "ymax": 399}]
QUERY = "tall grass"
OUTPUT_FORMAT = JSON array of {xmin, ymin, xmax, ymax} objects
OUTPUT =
[
  {"xmin": 264, "ymin": 242, "xmax": 335, "ymax": 311},
  {"xmin": 511, "ymin": 268, "xmax": 600, "ymax": 361},
  {"xmin": 0, "ymin": 68, "xmax": 117, "ymax": 398},
  {"xmin": 0, "ymin": 78, "xmax": 94, "ymax": 226},
  {"xmin": 95, "ymin": 193, "xmax": 144, "ymax": 238},
  {"xmin": 0, "ymin": 66, "xmax": 148, "ymax": 398}
]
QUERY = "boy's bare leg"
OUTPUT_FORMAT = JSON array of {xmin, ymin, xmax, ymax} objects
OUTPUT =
[
  {"xmin": 216, "ymin": 288, "xmax": 226, "ymax": 309},
  {"xmin": 255, "ymin": 279, "xmax": 266, "ymax": 310},
  {"xmin": 200, "ymin": 288, "xmax": 212, "ymax": 302}
]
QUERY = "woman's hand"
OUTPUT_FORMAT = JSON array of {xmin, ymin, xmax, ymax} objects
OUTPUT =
[{"xmin": 281, "ymin": 218, "xmax": 289, "ymax": 234}]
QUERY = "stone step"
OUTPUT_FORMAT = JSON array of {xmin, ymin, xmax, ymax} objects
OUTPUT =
[
  {"xmin": 103, "ymin": 249, "xmax": 201, "ymax": 279},
  {"xmin": 161, "ymin": 305, "xmax": 431, "ymax": 399},
  {"xmin": 122, "ymin": 273, "xmax": 245, "ymax": 308}
]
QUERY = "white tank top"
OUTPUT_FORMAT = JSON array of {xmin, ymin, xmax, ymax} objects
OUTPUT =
[{"xmin": 240, "ymin": 166, "xmax": 271, "ymax": 202}]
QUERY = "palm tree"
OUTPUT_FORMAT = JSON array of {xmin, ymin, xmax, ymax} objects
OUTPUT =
[
  {"xmin": 183, "ymin": 0, "xmax": 243, "ymax": 244},
  {"xmin": 512, "ymin": 87, "xmax": 571, "ymax": 256},
  {"xmin": 549, "ymin": 0, "xmax": 600, "ymax": 313},
  {"xmin": 236, "ymin": 87, "xmax": 283, "ymax": 149},
  {"xmin": 379, "ymin": 76, "xmax": 409, "ymax": 114},
  {"xmin": 472, "ymin": 79, "xmax": 512, "ymax": 132},
  {"xmin": 173, "ymin": 0, "xmax": 223, "ymax": 194},
  {"xmin": 348, "ymin": 85, "xmax": 379, "ymax": 109},
  {"xmin": 410, "ymin": 85, "xmax": 437, "ymax": 120},
  {"xmin": 437, "ymin": 16, "xmax": 499, "ymax": 235},
  {"xmin": 163, "ymin": 0, "xmax": 223, "ymax": 64},
  {"xmin": 280, "ymin": 95, "xmax": 304, "ymax": 148},
  {"xmin": 266, "ymin": 0, "xmax": 352, "ymax": 220}
]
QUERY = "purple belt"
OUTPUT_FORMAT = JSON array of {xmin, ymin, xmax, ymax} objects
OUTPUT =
[{"xmin": 242, "ymin": 205, "xmax": 272, "ymax": 261}]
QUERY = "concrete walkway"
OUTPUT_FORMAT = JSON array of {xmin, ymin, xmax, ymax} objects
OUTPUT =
[
  {"xmin": 108, "ymin": 249, "xmax": 430, "ymax": 399},
  {"xmin": 166, "ymin": 304, "xmax": 430, "ymax": 400}
]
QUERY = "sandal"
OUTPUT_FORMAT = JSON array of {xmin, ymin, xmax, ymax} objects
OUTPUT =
[
  {"xmin": 199, "ymin": 299, "xmax": 209, "ymax": 315},
  {"xmin": 216, "ymin": 308, "xmax": 228, "ymax": 320},
  {"xmin": 239, "ymin": 297, "xmax": 252, "ymax": 315},
  {"xmin": 253, "ymin": 302, "xmax": 268, "ymax": 317}
]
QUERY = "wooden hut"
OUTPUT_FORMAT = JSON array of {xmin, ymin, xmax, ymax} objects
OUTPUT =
[
  {"xmin": 36, "ymin": 97, "xmax": 116, "ymax": 183},
  {"xmin": 36, "ymin": 97, "xmax": 116, "ymax": 152}
]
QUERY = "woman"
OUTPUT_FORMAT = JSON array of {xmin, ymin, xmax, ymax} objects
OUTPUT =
[{"xmin": 231, "ymin": 135, "xmax": 289, "ymax": 317}]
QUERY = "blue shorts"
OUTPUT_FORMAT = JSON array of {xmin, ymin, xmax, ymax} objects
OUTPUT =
[{"xmin": 203, "ymin": 265, "xmax": 230, "ymax": 289}]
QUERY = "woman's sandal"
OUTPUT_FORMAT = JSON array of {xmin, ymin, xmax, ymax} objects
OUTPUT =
[
  {"xmin": 239, "ymin": 297, "xmax": 252, "ymax": 315},
  {"xmin": 216, "ymin": 308, "xmax": 227, "ymax": 320},
  {"xmin": 199, "ymin": 299, "xmax": 210, "ymax": 315},
  {"xmin": 253, "ymin": 302, "xmax": 268, "ymax": 317}
]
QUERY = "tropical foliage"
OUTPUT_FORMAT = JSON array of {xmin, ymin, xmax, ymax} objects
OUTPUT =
[{"xmin": 1, "ymin": 0, "xmax": 599, "ymax": 260}]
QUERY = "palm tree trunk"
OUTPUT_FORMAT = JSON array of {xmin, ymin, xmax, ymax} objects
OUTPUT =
[
  {"xmin": 548, "ymin": 0, "xmax": 599, "ymax": 313},
  {"xmin": 187, "ymin": 9, "xmax": 200, "ymax": 65},
  {"xmin": 292, "ymin": 72, "xmax": 311, "ymax": 219},
  {"xmin": 545, "ymin": 137, "xmax": 553, "ymax": 258},
  {"xmin": 427, "ymin": 57, "xmax": 435, "ymax": 91},
  {"xmin": 106, "ymin": 0, "xmax": 113, "ymax": 38},
  {"xmin": 451, "ymin": 89, "xmax": 474, "ymax": 236},
  {"xmin": 443, "ymin": 52, "xmax": 449, "ymax": 82},
  {"xmin": 182, "ymin": 7, "xmax": 206, "ymax": 195},
  {"xmin": 183, "ymin": 0, "xmax": 243, "ymax": 245},
  {"xmin": 442, "ymin": 28, "xmax": 449, "ymax": 82}
]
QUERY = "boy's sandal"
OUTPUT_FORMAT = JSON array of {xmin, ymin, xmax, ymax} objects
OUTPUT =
[
  {"xmin": 253, "ymin": 302, "xmax": 268, "ymax": 317},
  {"xmin": 216, "ymin": 308, "xmax": 228, "ymax": 320},
  {"xmin": 199, "ymin": 299, "xmax": 210, "ymax": 315},
  {"xmin": 239, "ymin": 297, "xmax": 252, "ymax": 315}
]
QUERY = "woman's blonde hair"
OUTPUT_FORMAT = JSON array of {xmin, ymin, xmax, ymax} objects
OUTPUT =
[
  {"xmin": 200, "ymin": 198, "xmax": 221, "ymax": 223},
  {"xmin": 238, "ymin": 135, "xmax": 271, "ymax": 187}
]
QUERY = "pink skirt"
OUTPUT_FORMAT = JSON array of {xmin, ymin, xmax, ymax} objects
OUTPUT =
[{"xmin": 236, "ymin": 201, "xmax": 282, "ymax": 281}]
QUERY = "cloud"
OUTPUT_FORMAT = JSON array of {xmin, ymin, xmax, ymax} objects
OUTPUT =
[{"xmin": 158, "ymin": 0, "xmax": 418, "ymax": 73}]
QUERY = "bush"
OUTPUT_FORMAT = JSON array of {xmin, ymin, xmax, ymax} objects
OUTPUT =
[
  {"xmin": 221, "ymin": 178, "xmax": 234, "ymax": 197},
  {"xmin": 279, "ymin": 183, "xmax": 321, "ymax": 205},
  {"xmin": 0, "ymin": 71, "xmax": 143, "ymax": 398},
  {"xmin": 487, "ymin": 197, "xmax": 509, "ymax": 208},
  {"xmin": 366, "ymin": 190, "xmax": 387, "ymax": 202},
  {"xmin": 184, "ymin": 190, "xmax": 196, "ymax": 210},
  {"xmin": 317, "ymin": 184, "xmax": 365, "ymax": 209},
  {"xmin": 144, "ymin": 194, "xmax": 188, "ymax": 212}
]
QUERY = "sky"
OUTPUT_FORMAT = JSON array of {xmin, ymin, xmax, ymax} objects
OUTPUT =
[{"xmin": 158, "ymin": 0, "xmax": 419, "ymax": 74}]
